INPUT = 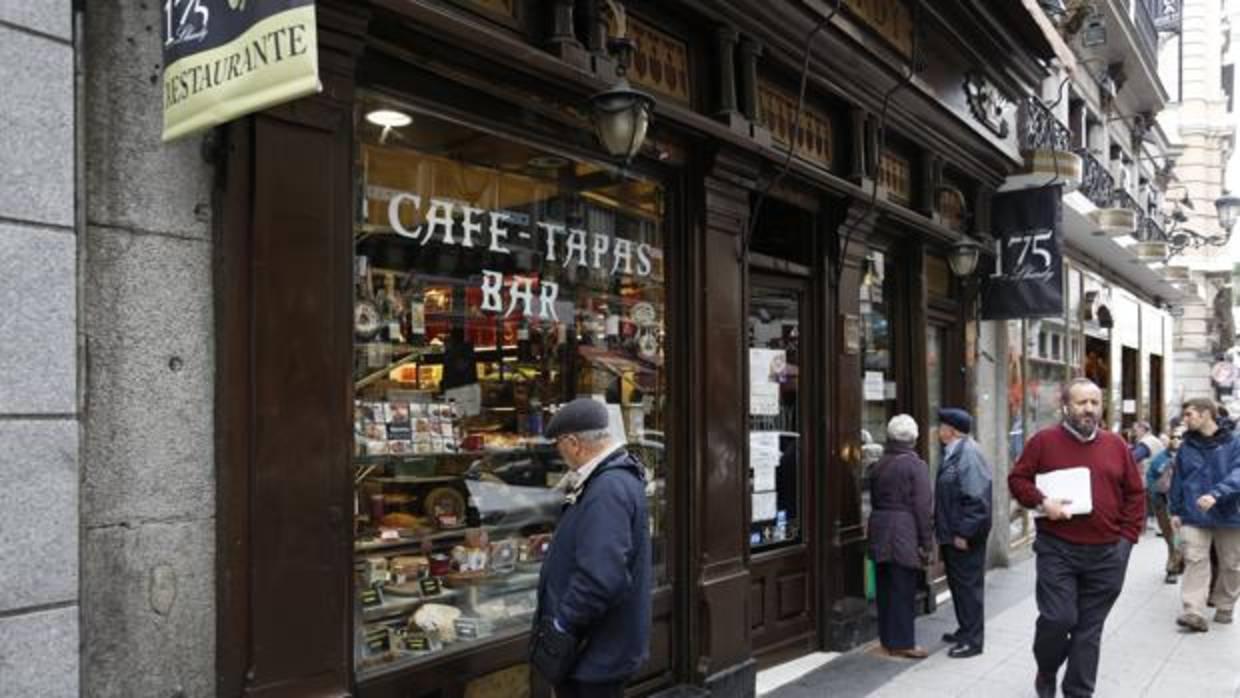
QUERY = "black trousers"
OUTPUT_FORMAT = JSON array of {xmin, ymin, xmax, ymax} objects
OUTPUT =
[
  {"xmin": 942, "ymin": 541, "xmax": 986, "ymax": 648},
  {"xmin": 875, "ymin": 561, "xmax": 920, "ymax": 650},
  {"xmin": 554, "ymin": 679, "xmax": 626, "ymax": 698},
  {"xmin": 1033, "ymin": 534, "xmax": 1132, "ymax": 698}
]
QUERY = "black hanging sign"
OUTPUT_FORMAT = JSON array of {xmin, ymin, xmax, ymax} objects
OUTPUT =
[
  {"xmin": 161, "ymin": 0, "xmax": 320, "ymax": 142},
  {"xmin": 981, "ymin": 185, "xmax": 1064, "ymax": 320}
]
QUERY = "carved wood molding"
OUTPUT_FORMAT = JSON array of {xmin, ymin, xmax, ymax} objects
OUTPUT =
[{"xmin": 757, "ymin": 80, "xmax": 833, "ymax": 168}]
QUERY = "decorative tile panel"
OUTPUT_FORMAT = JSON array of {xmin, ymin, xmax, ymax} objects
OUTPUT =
[
  {"xmin": 879, "ymin": 149, "xmax": 911, "ymax": 204},
  {"xmin": 757, "ymin": 80, "xmax": 833, "ymax": 167},
  {"xmin": 842, "ymin": 0, "xmax": 914, "ymax": 57},
  {"xmin": 621, "ymin": 15, "xmax": 691, "ymax": 104}
]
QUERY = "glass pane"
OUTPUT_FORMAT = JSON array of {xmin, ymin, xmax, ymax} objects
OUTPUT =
[
  {"xmin": 859, "ymin": 250, "xmax": 897, "ymax": 531},
  {"xmin": 351, "ymin": 97, "xmax": 670, "ymax": 678},
  {"xmin": 927, "ymin": 325, "xmax": 945, "ymax": 471},
  {"xmin": 748, "ymin": 284, "xmax": 802, "ymax": 550}
]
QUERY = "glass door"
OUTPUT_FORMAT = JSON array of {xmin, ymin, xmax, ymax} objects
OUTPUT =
[{"xmin": 747, "ymin": 274, "xmax": 816, "ymax": 659}]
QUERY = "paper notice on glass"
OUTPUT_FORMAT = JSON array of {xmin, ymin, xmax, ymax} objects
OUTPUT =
[
  {"xmin": 749, "ymin": 349, "xmax": 785, "ymax": 416},
  {"xmin": 864, "ymin": 371, "xmax": 885, "ymax": 401},
  {"xmin": 752, "ymin": 491, "xmax": 778, "ymax": 522},
  {"xmin": 753, "ymin": 462, "xmax": 777, "ymax": 492},
  {"xmin": 749, "ymin": 431, "xmax": 781, "ymax": 468},
  {"xmin": 1033, "ymin": 467, "xmax": 1093, "ymax": 517},
  {"xmin": 1122, "ymin": 399, "xmax": 1137, "ymax": 414}
]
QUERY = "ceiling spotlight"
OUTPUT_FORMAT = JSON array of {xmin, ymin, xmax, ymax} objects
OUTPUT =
[{"xmin": 365, "ymin": 109, "xmax": 413, "ymax": 128}]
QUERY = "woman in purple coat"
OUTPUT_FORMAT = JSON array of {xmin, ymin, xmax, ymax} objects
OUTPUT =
[{"xmin": 866, "ymin": 414, "xmax": 934, "ymax": 658}]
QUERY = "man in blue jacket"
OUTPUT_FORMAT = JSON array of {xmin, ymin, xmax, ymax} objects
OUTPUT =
[
  {"xmin": 1170, "ymin": 397, "xmax": 1240, "ymax": 631},
  {"xmin": 532, "ymin": 398, "xmax": 652, "ymax": 697},
  {"xmin": 935, "ymin": 407, "xmax": 993, "ymax": 659}
]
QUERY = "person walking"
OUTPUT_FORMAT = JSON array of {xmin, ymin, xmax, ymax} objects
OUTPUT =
[
  {"xmin": 866, "ymin": 414, "xmax": 934, "ymax": 660},
  {"xmin": 934, "ymin": 407, "xmax": 993, "ymax": 659},
  {"xmin": 1169, "ymin": 397, "xmax": 1240, "ymax": 632},
  {"xmin": 530, "ymin": 398, "xmax": 652, "ymax": 698},
  {"xmin": 1009, "ymin": 378, "xmax": 1145, "ymax": 698},
  {"xmin": 1146, "ymin": 429, "xmax": 1184, "ymax": 583},
  {"xmin": 1129, "ymin": 421, "xmax": 1165, "ymax": 480}
]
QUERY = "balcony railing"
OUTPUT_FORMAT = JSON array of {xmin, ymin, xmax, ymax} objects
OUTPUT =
[
  {"xmin": 1018, "ymin": 96, "xmax": 1071, "ymax": 153},
  {"xmin": 1134, "ymin": 0, "xmax": 1158, "ymax": 67},
  {"xmin": 1140, "ymin": 215, "xmax": 1168, "ymax": 242},
  {"xmin": 1149, "ymin": 0, "xmax": 1182, "ymax": 34},
  {"xmin": 1076, "ymin": 149, "xmax": 1115, "ymax": 208},
  {"xmin": 1112, "ymin": 188, "xmax": 1145, "ymax": 223}
]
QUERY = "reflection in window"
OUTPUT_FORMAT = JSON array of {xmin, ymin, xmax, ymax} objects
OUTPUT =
[{"xmin": 350, "ymin": 99, "xmax": 670, "ymax": 678}]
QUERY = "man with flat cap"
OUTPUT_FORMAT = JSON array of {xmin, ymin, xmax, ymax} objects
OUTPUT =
[
  {"xmin": 530, "ymin": 398, "xmax": 652, "ymax": 698},
  {"xmin": 935, "ymin": 407, "xmax": 993, "ymax": 658}
]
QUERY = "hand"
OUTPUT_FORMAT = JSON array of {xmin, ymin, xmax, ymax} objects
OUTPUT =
[
  {"xmin": 1171, "ymin": 515, "xmax": 1182, "ymax": 529},
  {"xmin": 1042, "ymin": 497, "xmax": 1073, "ymax": 521},
  {"xmin": 953, "ymin": 536, "xmax": 969, "ymax": 551},
  {"xmin": 1197, "ymin": 494, "xmax": 1217, "ymax": 512}
]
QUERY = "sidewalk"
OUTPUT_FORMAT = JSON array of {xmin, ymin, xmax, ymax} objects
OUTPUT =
[{"xmin": 765, "ymin": 529, "xmax": 1240, "ymax": 697}]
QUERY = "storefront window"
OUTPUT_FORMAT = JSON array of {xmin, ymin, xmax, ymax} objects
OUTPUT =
[
  {"xmin": 859, "ymin": 250, "xmax": 897, "ymax": 529},
  {"xmin": 350, "ymin": 99, "xmax": 669, "ymax": 678}
]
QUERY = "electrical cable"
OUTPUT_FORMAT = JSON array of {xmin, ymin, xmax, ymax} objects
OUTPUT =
[
  {"xmin": 740, "ymin": 0, "xmax": 842, "ymax": 261},
  {"xmin": 830, "ymin": 0, "xmax": 923, "ymax": 287}
]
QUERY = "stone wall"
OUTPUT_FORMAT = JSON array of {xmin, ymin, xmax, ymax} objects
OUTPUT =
[
  {"xmin": 0, "ymin": 2, "xmax": 80, "ymax": 697},
  {"xmin": 81, "ymin": 2, "xmax": 216, "ymax": 696}
]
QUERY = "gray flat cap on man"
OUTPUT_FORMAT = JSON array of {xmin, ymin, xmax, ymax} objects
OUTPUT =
[
  {"xmin": 937, "ymin": 407, "xmax": 973, "ymax": 434},
  {"xmin": 544, "ymin": 398, "xmax": 610, "ymax": 439}
]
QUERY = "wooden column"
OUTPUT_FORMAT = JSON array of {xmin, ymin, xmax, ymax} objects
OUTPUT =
[
  {"xmin": 691, "ymin": 146, "xmax": 759, "ymax": 694},
  {"xmin": 714, "ymin": 26, "xmax": 748, "ymax": 133},
  {"xmin": 547, "ymin": 0, "xmax": 590, "ymax": 69},
  {"xmin": 823, "ymin": 201, "xmax": 876, "ymax": 650},
  {"xmin": 216, "ymin": 3, "xmax": 366, "ymax": 696}
]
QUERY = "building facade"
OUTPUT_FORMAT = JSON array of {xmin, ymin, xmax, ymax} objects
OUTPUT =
[{"xmin": 0, "ymin": 1, "xmax": 1205, "ymax": 697}]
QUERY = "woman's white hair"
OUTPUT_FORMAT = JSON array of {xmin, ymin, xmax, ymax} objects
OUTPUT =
[{"xmin": 887, "ymin": 414, "xmax": 919, "ymax": 444}]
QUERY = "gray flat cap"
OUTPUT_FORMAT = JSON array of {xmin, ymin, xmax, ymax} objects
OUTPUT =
[{"xmin": 544, "ymin": 398, "xmax": 609, "ymax": 439}]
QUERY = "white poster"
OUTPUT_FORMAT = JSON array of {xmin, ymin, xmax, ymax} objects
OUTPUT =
[
  {"xmin": 749, "ymin": 349, "xmax": 785, "ymax": 416},
  {"xmin": 752, "ymin": 491, "xmax": 777, "ymax": 522},
  {"xmin": 753, "ymin": 463, "xmax": 777, "ymax": 492},
  {"xmin": 749, "ymin": 431, "xmax": 781, "ymax": 469},
  {"xmin": 864, "ymin": 371, "xmax": 885, "ymax": 401}
]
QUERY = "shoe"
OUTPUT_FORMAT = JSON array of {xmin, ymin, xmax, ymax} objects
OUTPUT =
[
  {"xmin": 1176, "ymin": 613, "xmax": 1209, "ymax": 632},
  {"xmin": 1216, "ymin": 609, "xmax": 1234, "ymax": 624},
  {"xmin": 886, "ymin": 646, "xmax": 929, "ymax": 659},
  {"xmin": 1035, "ymin": 672, "xmax": 1056, "ymax": 698},
  {"xmin": 947, "ymin": 643, "xmax": 982, "ymax": 658},
  {"xmin": 941, "ymin": 631, "xmax": 960, "ymax": 643},
  {"xmin": 1164, "ymin": 573, "xmax": 1178, "ymax": 584}
]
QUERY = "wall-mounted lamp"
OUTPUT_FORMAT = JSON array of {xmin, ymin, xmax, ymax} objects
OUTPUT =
[
  {"xmin": 948, "ymin": 238, "xmax": 983, "ymax": 278},
  {"xmin": 588, "ymin": 36, "xmax": 655, "ymax": 163},
  {"xmin": 1163, "ymin": 192, "xmax": 1239, "ymax": 255}
]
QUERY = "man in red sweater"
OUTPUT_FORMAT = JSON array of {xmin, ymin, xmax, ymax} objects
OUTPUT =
[{"xmin": 1009, "ymin": 378, "xmax": 1145, "ymax": 698}]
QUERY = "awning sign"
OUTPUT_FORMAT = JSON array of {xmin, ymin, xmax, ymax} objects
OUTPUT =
[
  {"xmin": 161, "ymin": 0, "xmax": 320, "ymax": 142},
  {"xmin": 981, "ymin": 185, "xmax": 1065, "ymax": 320}
]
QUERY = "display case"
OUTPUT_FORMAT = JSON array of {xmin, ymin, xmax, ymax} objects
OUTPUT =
[{"xmin": 350, "ymin": 98, "xmax": 671, "ymax": 682}]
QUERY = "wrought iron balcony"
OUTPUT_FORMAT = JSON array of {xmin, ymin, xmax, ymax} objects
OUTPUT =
[
  {"xmin": 1140, "ymin": 214, "xmax": 1168, "ymax": 242},
  {"xmin": 1149, "ymin": 0, "xmax": 1182, "ymax": 34},
  {"xmin": 1112, "ymin": 188, "xmax": 1145, "ymax": 223},
  {"xmin": 1018, "ymin": 96, "xmax": 1071, "ymax": 153},
  {"xmin": 1075, "ymin": 149, "xmax": 1115, "ymax": 208},
  {"xmin": 1134, "ymin": 0, "xmax": 1159, "ymax": 68}
]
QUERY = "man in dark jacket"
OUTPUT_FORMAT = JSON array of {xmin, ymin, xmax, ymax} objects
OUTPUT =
[
  {"xmin": 934, "ymin": 407, "xmax": 993, "ymax": 659},
  {"xmin": 1170, "ymin": 398, "xmax": 1240, "ymax": 631},
  {"xmin": 533, "ymin": 398, "xmax": 652, "ymax": 698}
]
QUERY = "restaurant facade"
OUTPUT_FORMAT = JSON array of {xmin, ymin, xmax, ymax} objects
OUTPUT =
[{"xmin": 209, "ymin": 1, "xmax": 1062, "ymax": 696}]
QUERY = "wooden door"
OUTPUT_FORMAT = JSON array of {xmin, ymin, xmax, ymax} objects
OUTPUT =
[{"xmin": 747, "ymin": 274, "xmax": 818, "ymax": 661}]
